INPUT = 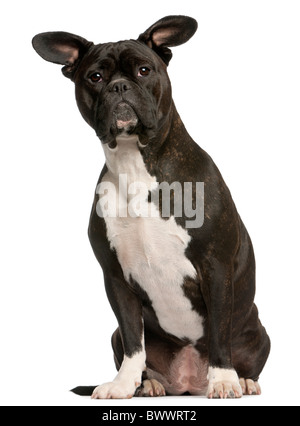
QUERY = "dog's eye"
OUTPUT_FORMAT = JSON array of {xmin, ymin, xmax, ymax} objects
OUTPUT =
[
  {"xmin": 90, "ymin": 72, "xmax": 103, "ymax": 83},
  {"xmin": 138, "ymin": 67, "xmax": 151, "ymax": 77}
]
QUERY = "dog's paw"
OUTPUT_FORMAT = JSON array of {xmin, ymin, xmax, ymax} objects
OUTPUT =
[
  {"xmin": 239, "ymin": 378, "xmax": 261, "ymax": 396},
  {"xmin": 91, "ymin": 380, "xmax": 139, "ymax": 399},
  {"xmin": 207, "ymin": 380, "xmax": 243, "ymax": 399},
  {"xmin": 207, "ymin": 367, "xmax": 242, "ymax": 399},
  {"xmin": 135, "ymin": 379, "xmax": 166, "ymax": 397}
]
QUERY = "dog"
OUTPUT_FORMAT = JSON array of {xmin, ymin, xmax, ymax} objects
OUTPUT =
[{"xmin": 32, "ymin": 15, "xmax": 270, "ymax": 399}]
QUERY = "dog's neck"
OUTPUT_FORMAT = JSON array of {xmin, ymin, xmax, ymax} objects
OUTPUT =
[
  {"xmin": 101, "ymin": 101, "xmax": 194, "ymax": 181},
  {"xmin": 141, "ymin": 101, "xmax": 195, "ymax": 177}
]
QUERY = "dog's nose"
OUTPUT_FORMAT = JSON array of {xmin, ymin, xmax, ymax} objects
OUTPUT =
[{"xmin": 109, "ymin": 79, "xmax": 131, "ymax": 93}]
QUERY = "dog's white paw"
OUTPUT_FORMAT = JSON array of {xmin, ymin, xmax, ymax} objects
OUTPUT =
[
  {"xmin": 91, "ymin": 380, "xmax": 139, "ymax": 399},
  {"xmin": 207, "ymin": 367, "xmax": 243, "ymax": 399}
]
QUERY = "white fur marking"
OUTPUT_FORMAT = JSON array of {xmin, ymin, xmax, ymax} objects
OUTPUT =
[
  {"xmin": 100, "ymin": 135, "xmax": 204, "ymax": 342},
  {"xmin": 207, "ymin": 367, "xmax": 243, "ymax": 398},
  {"xmin": 207, "ymin": 367, "xmax": 240, "ymax": 383},
  {"xmin": 92, "ymin": 332, "xmax": 146, "ymax": 399}
]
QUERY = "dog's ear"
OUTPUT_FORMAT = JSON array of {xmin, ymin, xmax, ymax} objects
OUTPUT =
[
  {"xmin": 32, "ymin": 32, "xmax": 93, "ymax": 79},
  {"xmin": 138, "ymin": 15, "xmax": 198, "ymax": 65}
]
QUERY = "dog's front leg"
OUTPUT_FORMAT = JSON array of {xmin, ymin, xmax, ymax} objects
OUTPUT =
[
  {"xmin": 201, "ymin": 259, "xmax": 243, "ymax": 399},
  {"xmin": 92, "ymin": 274, "xmax": 146, "ymax": 399}
]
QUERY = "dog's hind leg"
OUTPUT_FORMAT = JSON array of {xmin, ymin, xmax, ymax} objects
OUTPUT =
[
  {"xmin": 135, "ymin": 378, "xmax": 166, "ymax": 397},
  {"xmin": 232, "ymin": 305, "xmax": 271, "ymax": 395},
  {"xmin": 111, "ymin": 327, "xmax": 124, "ymax": 371}
]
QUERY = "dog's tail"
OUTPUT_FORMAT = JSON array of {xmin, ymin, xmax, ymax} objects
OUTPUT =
[{"xmin": 70, "ymin": 386, "xmax": 97, "ymax": 396}]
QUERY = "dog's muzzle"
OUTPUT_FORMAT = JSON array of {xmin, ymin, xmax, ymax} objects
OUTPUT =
[{"xmin": 114, "ymin": 102, "xmax": 138, "ymax": 131}]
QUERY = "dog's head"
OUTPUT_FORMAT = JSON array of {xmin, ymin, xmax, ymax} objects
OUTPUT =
[{"xmin": 32, "ymin": 16, "xmax": 197, "ymax": 147}]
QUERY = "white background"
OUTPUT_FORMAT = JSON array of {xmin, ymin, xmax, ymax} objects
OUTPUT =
[{"xmin": 0, "ymin": 0, "xmax": 299, "ymax": 406}]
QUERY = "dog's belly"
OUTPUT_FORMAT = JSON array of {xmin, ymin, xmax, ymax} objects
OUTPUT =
[
  {"xmin": 101, "ymin": 136, "xmax": 204, "ymax": 342},
  {"xmin": 148, "ymin": 345, "xmax": 209, "ymax": 396}
]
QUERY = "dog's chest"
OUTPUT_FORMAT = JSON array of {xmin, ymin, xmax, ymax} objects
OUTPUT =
[{"xmin": 100, "ymin": 136, "xmax": 204, "ymax": 342}]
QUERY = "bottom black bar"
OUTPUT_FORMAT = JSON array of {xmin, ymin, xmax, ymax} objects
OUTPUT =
[{"xmin": 5, "ymin": 406, "xmax": 213, "ymax": 423}]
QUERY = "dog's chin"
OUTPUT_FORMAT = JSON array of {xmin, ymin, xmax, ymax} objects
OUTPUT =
[{"xmin": 116, "ymin": 118, "xmax": 138, "ymax": 132}]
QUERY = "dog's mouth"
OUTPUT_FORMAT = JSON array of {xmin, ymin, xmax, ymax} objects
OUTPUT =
[
  {"xmin": 98, "ymin": 101, "xmax": 155, "ymax": 148},
  {"xmin": 113, "ymin": 102, "xmax": 138, "ymax": 132}
]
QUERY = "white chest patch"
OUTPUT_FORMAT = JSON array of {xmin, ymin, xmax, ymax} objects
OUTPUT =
[{"xmin": 99, "ymin": 135, "xmax": 204, "ymax": 342}]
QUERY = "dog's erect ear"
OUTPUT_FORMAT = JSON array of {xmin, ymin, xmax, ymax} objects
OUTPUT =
[
  {"xmin": 32, "ymin": 32, "xmax": 93, "ymax": 79},
  {"xmin": 138, "ymin": 15, "xmax": 198, "ymax": 65}
]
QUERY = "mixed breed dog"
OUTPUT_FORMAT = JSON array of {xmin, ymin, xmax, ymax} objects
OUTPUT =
[{"xmin": 32, "ymin": 15, "xmax": 270, "ymax": 399}]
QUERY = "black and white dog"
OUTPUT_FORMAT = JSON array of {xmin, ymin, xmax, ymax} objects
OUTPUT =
[{"xmin": 32, "ymin": 15, "xmax": 270, "ymax": 399}]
